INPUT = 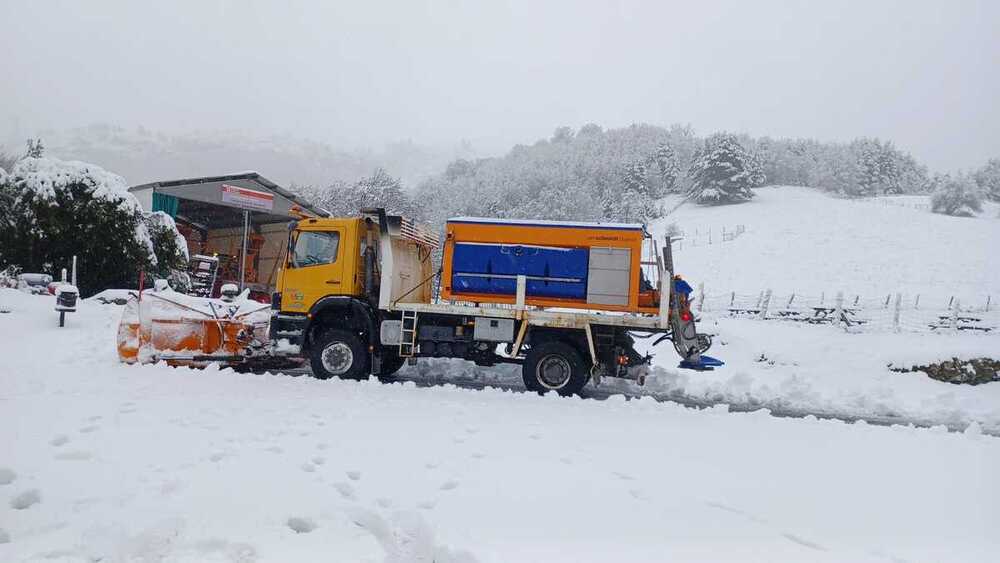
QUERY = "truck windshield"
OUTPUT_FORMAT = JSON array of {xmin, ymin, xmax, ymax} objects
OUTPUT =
[{"xmin": 291, "ymin": 231, "xmax": 339, "ymax": 268}]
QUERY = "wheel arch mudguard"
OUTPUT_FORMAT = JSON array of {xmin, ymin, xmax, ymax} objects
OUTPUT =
[{"xmin": 305, "ymin": 296, "xmax": 378, "ymax": 354}]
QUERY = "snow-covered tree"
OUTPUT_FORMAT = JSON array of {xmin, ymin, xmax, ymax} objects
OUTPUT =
[
  {"xmin": 144, "ymin": 211, "xmax": 190, "ymax": 288},
  {"xmin": 852, "ymin": 138, "xmax": 901, "ymax": 196},
  {"xmin": 0, "ymin": 149, "xmax": 17, "ymax": 173},
  {"xmin": 973, "ymin": 158, "xmax": 1000, "ymax": 202},
  {"xmin": 622, "ymin": 160, "xmax": 647, "ymax": 194},
  {"xmin": 687, "ymin": 133, "xmax": 764, "ymax": 205},
  {"xmin": 651, "ymin": 142, "xmax": 680, "ymax": 194},
  {"xmin": 0, "ymin": 157, "xmax": 169, "ymax": 295},
  {"xmin": 297, "ymin": 169, "xmax": 421, "ymax": 220},
  {"xmin": 930, "ymin": 173, "xmax": 983, "ymax": 217},
  {"xmin": 24, "ymin": 138, "xmax": 44, "ymax": 158}
]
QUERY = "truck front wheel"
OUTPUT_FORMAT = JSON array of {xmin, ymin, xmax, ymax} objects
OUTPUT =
[
  {"xmin": 310, "ymin": 329, "xmax": 369, "ymax": 380},
  {"xmin": 523, "ymin": 340, "xmax": 588, "ymax": 396}
]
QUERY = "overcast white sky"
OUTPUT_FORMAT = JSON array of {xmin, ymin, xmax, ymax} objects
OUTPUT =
[{"xmin": 1, "ymin": 0, "xmax": 997, "ymax": 171}]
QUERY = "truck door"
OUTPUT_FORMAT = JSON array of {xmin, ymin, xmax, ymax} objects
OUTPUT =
[{"xmin": 280, "ymin": 228, "xmax": 346, "ymax": 312}]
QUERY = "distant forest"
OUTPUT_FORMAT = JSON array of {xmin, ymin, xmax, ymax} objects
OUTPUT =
[{"xmin": 304, "ymin": 123, "xmax": 999, "ymax": 225}]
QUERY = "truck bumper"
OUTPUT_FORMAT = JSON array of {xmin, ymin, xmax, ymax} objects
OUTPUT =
[{"xmin": 269, "ymin": 312, "xmax": 308, "ymax": 355}]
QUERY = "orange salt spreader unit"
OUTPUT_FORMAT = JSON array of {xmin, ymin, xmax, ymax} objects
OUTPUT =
[{"xmin": 440, "ymin": 217, "xmax": 663, "ymax": 313}]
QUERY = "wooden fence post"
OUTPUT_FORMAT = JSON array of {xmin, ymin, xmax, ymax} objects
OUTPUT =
[
  {"xmin": 834, "ymin": 291, "xmax": 844, "ymax": 328},
  {"xmin": 892, "ymin": 293, "xmax": 902, "ymax": 332},
  {"xmin": 952, "ymin": 299, "xmax": 960, "ymax": 331},
  {"xmin": 697, "ymin": 282, "xmax": 705, "ymax": 312},
  {"xmin": 759, "ymin": 289, "xmax": 772, "ymax": 320}
]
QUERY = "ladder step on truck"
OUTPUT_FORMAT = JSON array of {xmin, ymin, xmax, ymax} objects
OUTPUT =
[{"xmin": 399, "ymin": 309, "xmax": 418, "ymax": 357}]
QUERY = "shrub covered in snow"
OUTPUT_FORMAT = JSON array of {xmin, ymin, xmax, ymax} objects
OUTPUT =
[
  {"xmin": 929, "ymin": 173, "xmax": 983, "ymax": 217},
  {"xmin": 688, "ymin": 133, "xmax": 764, "ymax": 205},
  {"xmin": 0, "ymin": 157, "xmax": 184, "ymax": 295},
  {"xmin": 144, "ymin": 211, "xmax": 190, "ymax": 289},
  {"xmin": 973, "ymin": 157, "xmax": 1000, "ymax": 202}
]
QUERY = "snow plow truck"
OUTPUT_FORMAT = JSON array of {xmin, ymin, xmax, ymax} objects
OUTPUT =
[{"xmin": 118, "ymin": 209, "xmax": 719, "ymax": 395}]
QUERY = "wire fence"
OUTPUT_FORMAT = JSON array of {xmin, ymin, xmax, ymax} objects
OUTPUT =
[
  {"xmin": 672, "ymin": 224, "xmax": 747, "ymax": 251},
  {"xmin": 694, "ymin": 286, "xmax": 997, "ymax": 334}
]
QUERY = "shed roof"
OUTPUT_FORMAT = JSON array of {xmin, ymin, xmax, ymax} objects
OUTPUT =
[{"xmin": 130, "ymin": 172, "xmax": 323, "ymax": 228}]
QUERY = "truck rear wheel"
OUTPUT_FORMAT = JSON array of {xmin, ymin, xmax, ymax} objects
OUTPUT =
[
  {"xmin": 523, "ymin": 340, "xmax": 588, "ymax": 396},
  {"xmin": 310, "ymin": 329, "xmax": 369, "ymax": 380}
]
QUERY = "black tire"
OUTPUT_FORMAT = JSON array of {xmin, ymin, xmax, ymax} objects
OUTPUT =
[
  {"xmin": 376, "ymin": 349, "xmax": 406, "ymax": 380},
  {"xmin": 522, "ymin": 340, "xmax": 588, "ymax": 396},
  {"xmin": 309, "ymin": 329, "xmax": 369, "ymax": 380}
]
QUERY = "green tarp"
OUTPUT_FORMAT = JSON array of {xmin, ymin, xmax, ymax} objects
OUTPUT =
[{"xmin": 152, "ymin": 192, "xmax": 179, "ymax": 217}]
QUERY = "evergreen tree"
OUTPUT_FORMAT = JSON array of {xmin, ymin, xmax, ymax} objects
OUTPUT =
[
  {"xmin": 622, "ymin": 160, "xmax": 647, "ymax": 194},
  {"xmin": 0, "ymin": 157, "xmax": 161, "ymax": 295},
  {"xmin": 687, "ymin": 133, "xmax": 764, "ymax": 205},
  {"xmin": 973, "ymin": 158, "xmax": 1000, "ymax": 202},
  {"xmin": 930, "ymin": 173, "xmax": 983, "ymax": 217},
  {"xmin": 24, "ymin": 138, "xmax": 44, "ymax": 158},
  {"xmin": 852, "ymin": 138, "xmax": 901, "ymax": 196},
  {"xmin": 651, "ymin": 142, "xmax": 680, "ymax": 194},
  {"xmin": 144, "ymin": 211, "xmax": 190, "ymax": 288}
]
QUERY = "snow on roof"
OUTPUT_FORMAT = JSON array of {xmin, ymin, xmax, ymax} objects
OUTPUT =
[
  {"xmin": 8, "ymin": 157, "xmax": 142, "ymax": 213},
  {"xmin": 448, "ymin": 216, "xmax": 644, "ymax": 231}
]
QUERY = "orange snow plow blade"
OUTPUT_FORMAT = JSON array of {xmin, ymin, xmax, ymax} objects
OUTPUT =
[{"xmin": 117, "ymin": 289, "xmax": 271, "ymax": 366}]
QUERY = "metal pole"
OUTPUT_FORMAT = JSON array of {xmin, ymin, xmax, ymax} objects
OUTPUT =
[{"xmin": 239, "ymin": 210, "xmax": 249, "ymax": 290}]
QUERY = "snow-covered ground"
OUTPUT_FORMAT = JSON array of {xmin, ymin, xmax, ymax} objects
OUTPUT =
[
  {"xmin": 2, "ymin": 186, "xmax": 998, "ymax": 561},
  {"xmin": 660, "ymin": 186, "xmax": 1000, "ymax": 300},
  {"xmin": 2, "ymin": 289, "xmax": 999, "ymax": 562}
]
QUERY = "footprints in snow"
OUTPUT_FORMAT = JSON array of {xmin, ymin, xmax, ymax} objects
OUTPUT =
[
  {"xmin": 286, "ymin": 516, "xmax": 317, "ymax": 534},
  {"xmin": 10, "ymin": 488, "xmax": 41, "ymax": 510},
  {"xmin": 704, "ymin": 501, "xmax": 826, "ymax": 552}
]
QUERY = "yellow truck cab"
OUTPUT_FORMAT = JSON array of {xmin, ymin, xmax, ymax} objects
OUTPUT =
[{"xmin": 275, "ymin": 216, "xmax": 369, "ymax": 312}]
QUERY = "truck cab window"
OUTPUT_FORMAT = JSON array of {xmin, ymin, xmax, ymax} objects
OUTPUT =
[{"xmin": 291, "ymin": 231, "xmax": 339, "ymax": 268}]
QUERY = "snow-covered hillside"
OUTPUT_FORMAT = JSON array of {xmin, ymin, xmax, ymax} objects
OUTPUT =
[
  {"xmin": 1, "ymin": 290, "xmax": 998, "ymax": 562},
  {"xmin": 658, "ymin": 186, "xmax": 999, "ymax": 301}
]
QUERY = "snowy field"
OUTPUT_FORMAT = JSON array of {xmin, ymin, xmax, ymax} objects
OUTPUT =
[
  {"xmin": 661, "ymin": 186, "xmax": 1000, "ymax": 300},
  {"xmin": 1, "ymin": 290, "xmax": 999, "ymax": 562},
  {"xmin": 2, "ymin": 186, "xmax": 999, "ymax": 561}
]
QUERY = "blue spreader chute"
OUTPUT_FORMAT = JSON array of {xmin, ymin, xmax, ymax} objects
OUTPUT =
[{"xmin": 678, "ymin": 355, "xmax": 725, "ymax": 371}]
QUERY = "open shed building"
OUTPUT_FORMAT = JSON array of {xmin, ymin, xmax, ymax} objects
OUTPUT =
[{"xmin": 130, "ymin": 173, "xmax": 322, "ymax": 300}]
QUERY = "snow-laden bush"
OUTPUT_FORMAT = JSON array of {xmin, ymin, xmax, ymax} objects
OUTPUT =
[
  {"xmin": 144, "ymin": 211, "xmax": 190, "ymax": 290},
  {"xmin": 930, "ymin": 174, "xmax": 983, "ymax": 217},
  {"xmin": 688, "ymin": 133, "xmax": 764, "ymax": 205},
  {"xmin": 0, "ymin": 157, "xmax": 184, "ymax": 295},
  {"xmin": 973, "ymin": 158, "xmax": 1000, "ymax": 202}
]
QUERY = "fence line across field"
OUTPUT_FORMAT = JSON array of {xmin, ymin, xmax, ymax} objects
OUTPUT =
[
  {"xmin": 672, "ymin": 224, "xmax": 747, "ymax": 251},
  {"xmin": 692, "ymin": 285, "xmax": 997, "ymax": 334}
]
